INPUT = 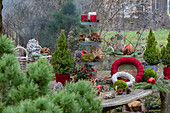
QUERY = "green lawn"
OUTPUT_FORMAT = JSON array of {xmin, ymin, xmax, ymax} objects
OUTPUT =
[{"xmin": 101, "ymin": 29, "xmax": 170, "ymax": 49}]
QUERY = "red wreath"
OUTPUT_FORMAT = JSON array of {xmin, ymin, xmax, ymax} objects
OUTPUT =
[{"xmin": 111, "ymin": 57, "xmax": 144, "ymax": 82}]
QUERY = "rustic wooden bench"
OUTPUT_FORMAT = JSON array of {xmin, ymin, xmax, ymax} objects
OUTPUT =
[{"xmin": 101, "ymin": 89, "xmax": 153, "ymax": 113}]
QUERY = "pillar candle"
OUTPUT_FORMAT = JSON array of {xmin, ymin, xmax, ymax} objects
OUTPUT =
[
  {"xmin": 81, "ymin": 14, "xmax": 88, "ymax": 22},
  {"xmin": 90, "ymin": 15, "xmax": 97, "ymax": 22}
]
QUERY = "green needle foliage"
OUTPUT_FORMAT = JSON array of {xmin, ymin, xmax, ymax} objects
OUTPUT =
[
  {"xmin": 0, "ymin": 54, "xmax": 23, "ymax": 103},
  {"xmin": 6, "ymin": 58, "xmax": 53, "ymax": 105},
  {"xmin": 64, "ymin": 81, "xmax": 102, "ymax": 113},
  {"xmin": 3, "ymin": 98, "xmax": 63, "ymax": 113},
  {"xmin": 26, "ymin": 58, "xmax": 53, "ymax": 95},
  {"xmin": 0, "ymin": 35, "xmax": 15, "ymax": 58},
  {"xmin": 7, "ymin": 81, "xmax": 39, "ymax": 105},
  {"xmin": 2, "ymin": 81, "xmax": 102, "ymax": 113},
  {"xmin": 0, "ymin": 35, "xmax": 54, "ymax": 111},
  {"xmin": 143, "ymin": 28, "xmax": 161, "ymax": 65},
  {"xmin": 33, "ymin": 97, "xmax": 63, "ymax": 113},
  {"xmin": 162, "ymin": 31, "xmax": 170, "ymax": 67},
  {"xmin": 51, "ymin": 91, "xmax": 80, "ymax": 113},
  {"xmin": 51, "ymin": 30, "xmax": 74, "ymax": 74},
  {"xmin": 132, "ymin": 79, "xmax": 170, "ymax": 92}
]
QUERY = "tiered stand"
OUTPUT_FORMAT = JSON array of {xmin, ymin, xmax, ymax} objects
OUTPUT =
[{"xmin": 77, "ymin": 22, "xmax": 103, "ymax": 66}]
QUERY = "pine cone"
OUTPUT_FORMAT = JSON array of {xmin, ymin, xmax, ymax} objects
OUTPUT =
[
  {"xmin": 79, "ymin": 34, "xmax": 86, "ymax": 41},
  {"xmin": 90, "ymin": 36, "xmax": 99, "ymax": 42},
  {"xmin": 126, "ymin": 87, "xmax": 131, "ymax": 94},
  {"xmin": 40, "ymin": 47, "xmax": 50, "ymax": 55},
  {"xmin": 91, "ymin": 32, "xmax": 99, "ymax": 37},
  {"xmin": 86, "ymin": 35, "xmax": 90, "ymax": 38}
]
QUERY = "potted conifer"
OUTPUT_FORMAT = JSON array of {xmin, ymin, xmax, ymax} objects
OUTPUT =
[
  {"xmin": 143, "ymin": 28, "xmax": 161, "ymax": 72},
  {"xmin": 161, "ymin": 31, "xmax": 170, "ymax": 79},
  {"xmin": 51, "ymin": 30, "xmax": 74, "ymax": 85}
]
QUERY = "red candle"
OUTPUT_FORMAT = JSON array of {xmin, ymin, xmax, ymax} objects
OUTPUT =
[
  {"xmin": 90, "ymin": 15, "xmax": 97, "ymax": 22},
  {"xmin": 81, "ymin": 14, "xmax": 88, "ymax": 22}
]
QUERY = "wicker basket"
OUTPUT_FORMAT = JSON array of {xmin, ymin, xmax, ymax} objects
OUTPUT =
[
  {"xmin": 15, "ymin": 46, "xmax": 28, "ymax": 71},
  {"xmin": 15, "ymin": 46, "xmax": 51, "ymax": 71}
]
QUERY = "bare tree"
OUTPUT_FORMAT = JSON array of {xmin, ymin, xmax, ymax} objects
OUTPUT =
[{"xmin": 3, "ymin": 0, "xmax": 70, "ymax": 46}]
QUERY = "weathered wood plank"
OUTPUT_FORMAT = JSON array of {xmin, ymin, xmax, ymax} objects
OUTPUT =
[{"xmin": 101, "ymin": 89, "xmax": 152, "ymax": 108}]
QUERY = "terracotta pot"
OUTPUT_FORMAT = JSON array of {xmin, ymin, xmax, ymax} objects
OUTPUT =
[
  {"xmin": 163, "ymin": 67, "xmax": 170, "ymax": 79},
  {"xmin": 55, "ymin": 73, "xmax": 70, "ymax": 86}
]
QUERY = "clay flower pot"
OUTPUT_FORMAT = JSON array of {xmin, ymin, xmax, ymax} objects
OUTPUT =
[
  {"xmin": 164, "ymin": 67, "xmax": 170, "ymax": 79},
  {"xmin": 55, "ymin": 73, "xmax": 70, "ymax": 86}
]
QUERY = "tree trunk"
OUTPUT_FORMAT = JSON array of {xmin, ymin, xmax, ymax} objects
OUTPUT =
[{"xmin": 0, "ymin": 0, "xmax": 3, "ymax": 36}]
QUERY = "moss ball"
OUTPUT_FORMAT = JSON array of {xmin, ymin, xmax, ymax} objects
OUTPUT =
[
  {"xmin": 142, "ymin": 68, "xmax": 157, "ymax": 82},
  {"xmin": 113, "ymin": 80, "xmax": 127, "ymax": 91},
  {"xmin": 81, "ymin": 53, "xmax": 94, "ymax": 62}
]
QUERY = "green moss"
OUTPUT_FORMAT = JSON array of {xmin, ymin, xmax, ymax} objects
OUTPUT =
[
  {"xmin": 113, "ymin": 80, "xmax": 127, "ymax": 91},
  {"xmin": 81, "ymin": 53, "xmax": 94, "ymax": 62},
  {"xmin": 142, "ymin": 68, "xmax": 157, "ymax": 82}
]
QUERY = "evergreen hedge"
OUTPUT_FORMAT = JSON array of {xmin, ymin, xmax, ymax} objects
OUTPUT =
[{"xmin": 2, "ymin": 81, "xmax": 102, "ymax": 113}]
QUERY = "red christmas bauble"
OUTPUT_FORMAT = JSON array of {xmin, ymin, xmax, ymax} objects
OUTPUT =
[
  {"xmin": 96, "ymin": 85, "xmax": 102, "ymax": 89},
  {"xmin": 147, "ymin": 77, "xmax": 155, "ymax": 84}
]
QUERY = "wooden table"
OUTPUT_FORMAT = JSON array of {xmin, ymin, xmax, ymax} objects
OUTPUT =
[{"xmin": 101, "ymin": 89, "xmax": 153, "ymax": 112}]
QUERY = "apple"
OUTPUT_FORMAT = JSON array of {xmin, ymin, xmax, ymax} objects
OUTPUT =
[
  {"xmin": 147, "ymin": 77, "xmax": 155, "ymax": 84},
  {"xmin": 96, "ymin": 85, "xmax": 102, "ymax": 89}
]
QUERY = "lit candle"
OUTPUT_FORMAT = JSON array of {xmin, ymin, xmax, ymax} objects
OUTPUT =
[
  {"xmin": 81, "ymin": 14, "xmax": 88, "ymax": 22},
  {"xmin": 90, "ymin": 15, "xmax": 97, "ymax": 22}
]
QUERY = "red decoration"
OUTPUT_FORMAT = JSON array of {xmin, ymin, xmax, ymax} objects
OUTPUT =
[
  {"xmin": 125, "ymin": 45, "xmax": 130, "ymax": 49},
  {"xmin": 55, "ymin": 73, "xmax": 70, "ymax": 86},
  {"xmin": 111, "ymin": 57, "xmax": 144, "ymax": 82},
  {"xmin": 147, "ymin": 77, "xmax": 155, "ymax": 84},
  {"xmin": 92, "ymin": 68, "xmax": 97, "ymax": 73},
  {"xmin": 81, "ymin": 14, "xmax": 88, "ymax": 22},
  {"xmin": 118, "ymin": 78, "xmax": 130, "ymax": 82},
  {"xmin": 81, "ymin": 50, "xmax": 87, "ymax": 55},
  {"xmin": 96, "ymin": 85, "xmax": 102, "ymax": 89},
  {"xmin": 164, "ymin": 67, "xmax": 170, "ymax": 79},
  {"xmin": 90, "ymin": 15, "xmax": 97, "ymax": 22}
]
